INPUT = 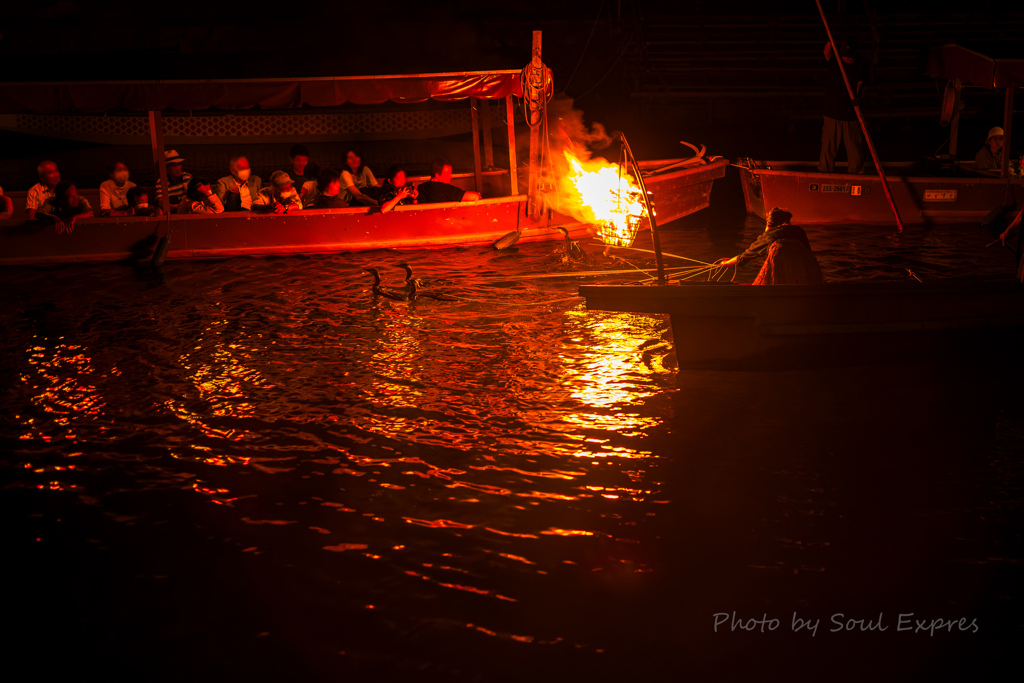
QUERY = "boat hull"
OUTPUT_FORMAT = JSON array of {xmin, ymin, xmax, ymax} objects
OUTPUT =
[
  {"xmin": 0, "ymin": 158, "xmax": 728, "ymax": 266},
  {"xmin": 739, "ymin": 162, "xmax": 1024, "ymax": 225},
  {"xmin": 580, "ymin": 279, "xmax": 1024, "ymax": 370}
]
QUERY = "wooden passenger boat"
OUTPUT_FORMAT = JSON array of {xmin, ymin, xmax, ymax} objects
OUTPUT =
[
  {"xmin": 0, "ymin": 60, "xmax": 727, "ymax": 266},
  {"xmin": 738, "ymin": 160, "xmax": 1023, "ymax": 225},
  {"xmin": 580, "ymin": 278, "xmax": 1024, "ymax": 370},
  {"xmin": 739, "ymin": 44, "xmax": 1024, "ymax": 226}
]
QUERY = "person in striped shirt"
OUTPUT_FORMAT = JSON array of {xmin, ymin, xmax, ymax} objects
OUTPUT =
[{"xmin": 155, "ymin": 149, "xmax": 191, "ymax": 208}]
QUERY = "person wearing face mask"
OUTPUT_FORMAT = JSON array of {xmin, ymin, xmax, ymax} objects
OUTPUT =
[
  {"xmin": 0, "ymin": 186, "xmax": 13, "ymax": 220},
  {"xmin": 253, "ymin": 170, "xmax": 302, "ymax": 213},
  {"xmin": 98, "ymin": 161, "xmax": 137, "ymax": 217},
  {"xmin": 215, "ymin": 156, "xmax": 262, "ymax": 212},
  {"xmin": 26, "ymin": 160, "xmax": 61, "ymax": 220},
  {"xmin": 126, "ymin": 187, "xmax": 164, "ymax": 217}
]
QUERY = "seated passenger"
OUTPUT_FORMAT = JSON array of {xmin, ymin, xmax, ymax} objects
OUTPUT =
[
  {"xmin": 155, "ymin": 150, "xmax": 192, "ymax": 208},
  {"xmin": 299, "ymin": 163, "xmax": 319, "ymax": 208},
  {"xmin": 25, "ymin": 160, "xmax": 62, "ymax": 220},
  {"xmin": 178, "ymin": 177, "xmax": 224, "ymax": 214},
  {"xmin": 975, "ymin": 127, "xmax": 1004, "ymax": 173},
  {"xmin": 126, "ymin": 187, "xmax": 164, "ymax": 217},
  {"xmin": 313, "ymin": 168, "xmax": 349, "ymax": 209},
  {"xmin": 379, "ymin": 166, "xmax": 418, "ymax": 214},
  {"xmin": 38, "ymin": 180, "xmax": 94, "ymax": 234},
  {"xmin": 215, "ymin": 156, "xmax": 262, "ymax": 212},
  {"xmin": 416, "ymin": 158, "xmax": 481, "ymax": 204},
  {"xmin": 286, "ymin": 144, "xmax": 317, "ymax": 201},
  {"xmin": 342, "ymin": 148, "xmax": 381, "ymax": 206},
  {"xmin": 253, "ymin": 170, "xmax": 302, "ymax": 213},
  {"xmin": 98, "ymin": 161, "xmax": 137, "ymax": 217},
  {"xmin": 0, "ymin": 186, "xmax": 13, "ymax": 220}
]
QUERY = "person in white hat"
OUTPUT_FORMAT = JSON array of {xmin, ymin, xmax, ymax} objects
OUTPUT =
[
  {"xmin": 155, "ymin": 149, "xmax": 192, "ymax": 207},
  {"xmin": 975, "ymin": 127, "xmax": 1004, "ymax": 172}
]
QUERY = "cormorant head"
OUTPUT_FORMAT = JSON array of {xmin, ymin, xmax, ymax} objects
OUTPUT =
[{"xmin": 363, "ymin": 267, "xmax": 382, "ymax": 286}]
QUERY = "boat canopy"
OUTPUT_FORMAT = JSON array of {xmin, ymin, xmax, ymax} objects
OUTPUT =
[
  {"xmin": 926, "ymin": 44, "xmax": 1024, "ymax": 89},
  {"xmin": 0, "ymin": 70, "xmax": 523, "ymax": 114}
]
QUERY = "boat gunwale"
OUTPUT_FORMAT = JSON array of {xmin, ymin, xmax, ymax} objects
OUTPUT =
[
  {"xmin": 579, "ymin": 278, "xmax": 1024, "ymax": 304},
  {"xmin": 738, "ymin": 162, "xmax": 1023, "ymax": 185}
]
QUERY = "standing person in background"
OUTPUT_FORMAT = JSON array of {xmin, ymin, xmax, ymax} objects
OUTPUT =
[
  {"xmin": 416, "ymin": 158, "xmax": 481, "ymax": 204},
  {"xmin": 155, "ymin": 150, "xmax": 192, "ymax": 208},
  {"xmin": 286, "ymin": 144, "xmax": 319, "ymax": 205},
  {"xmin": 25, "ymin": 160, "xmax": 61, "ymax": 219},
  {"xmin": 0, "ymin": 186, "xmax": 13, "ymax": 220},
  {"xmin": 817, "ymin": 37, "xmax": 866, "ymax": 174},
  {"xmin": 215, "ymin": 156, "xmax": 262, "ymax": 212},
  {"xmin": 98, "ymin": 162, "xmax": 137, "ymax": 217},
  {"xmin": 37, "ymin": 180, "xmax": 94, "ymax": 234},
  {"xmin": 341, "ymin": 148, "xmax": 381, "ymax": 207}
]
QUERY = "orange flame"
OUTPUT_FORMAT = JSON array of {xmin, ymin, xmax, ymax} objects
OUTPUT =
[{"xmin": 558, "ymin": 149, "xmax": 648, "ymax": 248}]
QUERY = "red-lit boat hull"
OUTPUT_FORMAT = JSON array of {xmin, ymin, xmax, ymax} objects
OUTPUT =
[
  {"xmin": 739, "ymin": 162, "xmax": 1024, "ymax": 225},
  {"xmin": 0, "ymin": 159, "xmax": 728, "ymax": 266}
]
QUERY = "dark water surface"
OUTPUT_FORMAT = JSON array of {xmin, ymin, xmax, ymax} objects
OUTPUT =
[{"xmin": 2, "ymin": 210, "xmax": 1022, "ymax": 681}]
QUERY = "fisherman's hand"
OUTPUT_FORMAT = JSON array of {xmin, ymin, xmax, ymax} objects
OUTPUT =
[{"xmin": 714, "ymin": 256, "xmax": 737, "ymax": 267}]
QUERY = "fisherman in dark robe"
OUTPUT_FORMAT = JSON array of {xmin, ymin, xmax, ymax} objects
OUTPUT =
[{"xmin": 714, "ymin": 207, "xmax": 822, "ymax": 285}]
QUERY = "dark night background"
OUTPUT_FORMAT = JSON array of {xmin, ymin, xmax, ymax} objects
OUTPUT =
[{"xmin": 1, "ymin": 0, "xmax": 1021, "ymax": 169}]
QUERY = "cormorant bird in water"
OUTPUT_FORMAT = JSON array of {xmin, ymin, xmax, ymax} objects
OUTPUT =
[
  {"xmin": 396, "ymin": 262, "xmax": 417, "ymax": 295},
  {"xmin": 555, "ymin": 227, "xmax": 586, "ymax": 263},
  {"xmin": 364, "ymin": 267, "xmax": 410, "ymax": 301}
]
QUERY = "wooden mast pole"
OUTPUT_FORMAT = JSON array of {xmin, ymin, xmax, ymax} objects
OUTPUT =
[
  {"xmin": 481, "ymin": 100, "xmax": 495, "ymax": 169},
  {"xmin": 506, "ymin": 95, "xmax": 518, "ymax": 195},
  {"xmin": 148, "ymin": 110, "xmax": 171, "ymax": 217},
  {"xmin": 528, "ymin": 30, "xmax": 542, "ymax": 218},
  {"xmin": 471, "ymin": 98, "xmax": 483, "ymax": 193},
  {"xmin": 814, "ymin": 0, "xmax": 905, "ymax": 233}
]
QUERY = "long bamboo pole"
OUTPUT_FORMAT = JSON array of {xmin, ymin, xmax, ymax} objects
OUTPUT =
[
  {"xmin": 814, "ymin": 0, "xmax": 904, "ymax": 233},
  {"xmin": 620, "ymin": 133, "xmax": 666, "ymax": 284}
]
